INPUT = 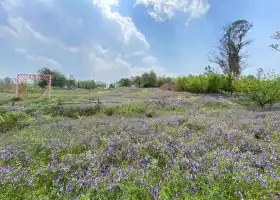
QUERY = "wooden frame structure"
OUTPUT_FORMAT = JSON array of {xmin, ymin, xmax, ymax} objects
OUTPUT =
[{"xmin": 16, "ymin": 74, "xmax": 52, "ymax": 99}]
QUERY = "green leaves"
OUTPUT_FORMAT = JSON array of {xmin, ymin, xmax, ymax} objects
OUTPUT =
[
  {"xmin": 236, "ymin": 74, "xmax": 280, "ymax": 108},
  {"xmin": 175, "ymin": 74, "xmax": 233, "ymax": 94}
]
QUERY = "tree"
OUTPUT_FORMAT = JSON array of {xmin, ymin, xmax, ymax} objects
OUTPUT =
[
  {"xmin": 67, "ymin": 79, "xmax": 76, "ymax": 88},
  {"xmin": 204, "ymin": 65, "xmax": 217, "ymax": 75},
  {"xmin": 96, "ymin": 81, "xmax": 107, "ymax": 88},
  {"xmin": 210, "ymin": 20, "xmax": 253, "ymax": 77},
  {"xmin": 236, "ymin": 73, "xmax": 280, "ymax": 108},
  {"xmin": 77, "ymin": 80, "xmax": 96, "ymax": 90},
  {"xmin": 118, "ymin": 78, "xmax": 132, "ymax": 87},
  {"xmin": 141, "ymin": 70, "xmax": 157, "ymax": 88},
  {"xmin": 3, "ymin": 77, "xmax": 12, "ymax": 84},
  {"xmin": 270, "ymin": 31, "xmax": 280, "ymax": 51},
  {"xmin": 156, "ymin": 76, "xmax": 173, "ymax": 87},
  {"xmin": 256, "ymin": 68, "xmax": 264, "ymax": 79},
  {"xmin": 37, "ymin": 67, "xmax": 67, "ymax": 88},
  {"xmin": 131, "ymin": 76, "xmax": 141, "ymax": 87}
]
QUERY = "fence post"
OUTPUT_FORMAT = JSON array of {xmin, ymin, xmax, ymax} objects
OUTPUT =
[{"xmin": 97, "ymin": 99, "xmax": 100, "ymax": 112}]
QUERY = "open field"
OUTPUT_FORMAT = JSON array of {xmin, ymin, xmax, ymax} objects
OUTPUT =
[{"xmin": 0, "ymin": 88, "xmax": 280, "ymax": 199}]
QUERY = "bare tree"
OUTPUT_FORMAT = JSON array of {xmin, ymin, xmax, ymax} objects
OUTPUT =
[
  {"xmin": 270, "ymin": 31, "xmax": 280, "ymax": 51},
  {"xmin": 210, "ymin": 20, "xmax": 253, "ymax": 77}
]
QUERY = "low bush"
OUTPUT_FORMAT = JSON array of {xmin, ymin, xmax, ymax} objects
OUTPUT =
[{"xmin": 0, "ymin": 111, "xmax": 31, "ymax": 132}]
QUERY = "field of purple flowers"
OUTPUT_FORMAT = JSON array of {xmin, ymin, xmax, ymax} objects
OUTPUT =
[{"xmin": 0, "ymin": 89, "xmax": 280, "ymax": 199}]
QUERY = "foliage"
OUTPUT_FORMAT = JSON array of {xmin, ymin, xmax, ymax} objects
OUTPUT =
[
  {"xmin": 67, "ymin": 79, "xmax": 76, "ymax": 89},
  {"xmin": 235, "ymin": 73, "xmax": 280, "ymax": 108},
  {"xmin": 210, "ymin": 20, "xmax": 253, "ymax": 77},
  {"xmin": 108, "ymin": 83, "xmax": 116, "ymax": 89},
  {"xmin": 0, "ymin": 111, "xmax": 31, "ymax": 132},
  {"xmin": 156, "ymin": 76, "xmax": 174, "ymax": 87},
  {"xmin": 131, "ymin": 76, "xmax": 142, "ymax": 87},
  {"xmin": 77, "ymin": 80, "xmax": 97, "ymax": 90},
  {"xmin": 118, "ymin": 78, "xmax": 132, "ymax": 87},
  {"xmin": 37, "ymin": 67, "xmax": 67, "ymax": 88},
  {"xmin": 175, "ymin": 74, "xmax": 232, "ymax": 94},
  {"xmin": 141, "ymin": 70, "xmax": 157, "ymax": 88},
  {"xmin": 95, "ymin": 81, "xmax": 107, "ymax": 89},
  {"xmin": 0, "ymin": 77, "xmax": 13, "ymax": 84}
]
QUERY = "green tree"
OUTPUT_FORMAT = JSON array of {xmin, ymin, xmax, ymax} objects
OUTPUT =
[
  {"xmin": 141, "ymin": 70, "xmax": 157, "ymax": 88},
  {"xmin": 236, "ymin": 73, "xmax": 280, "ymax": 108},
  {"xmin": 96, "ymin": 81, "xmax": 107, "ymax": 88},
  {"xmin": 37, "ymin": 67, "xmax": 67, "ymax": 88},
  {"xmin": 118, "ymin": 78, "xmax": 132, "ymax": 87},
  {"xmin": 131, "ymin": 76, "xmax": 141, "ymax": 87},
  {"xmin": 156, "ymin": 76, "xmax": 173, "ymax": 87},
  {"xmin": 77, "ymin": 80, "xmax": 96, "ymax": 90}
]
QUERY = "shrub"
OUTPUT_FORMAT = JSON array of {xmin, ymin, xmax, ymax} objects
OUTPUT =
[
  {"xmin": 43, "ymin": 104, "xmax": 100, "ymax": 118},
  {"xmin": 0, "ymin": 111, "xmax": 31, "ymax": 132},
  {"xmin": 236, "ymin": 73, "xmax": 280, "ymax": 108},
  {"xmin": 118, "ymin": 78, "xmax": 132, "ymax": 87},
  {"xmin": 156, "ymin": 76, "xmax": 174, "ymax": 87},
  {"xmin": 115, "ymin": 104, "xmax": 146, "ymax": 116},
  {"xmin": 206, "ymin": 74, "xmax": 223, "ymax": 93},
  {"xmin": 175, "ymin": 74, "xmax": 222, "ymax": 94},
  {"xmin": 77, "ymin": 80, "xmax": 96, "ymax": 90},
  {"xmin": 220, "ymin": 75, "xmax": 235, "ymax": 94}
]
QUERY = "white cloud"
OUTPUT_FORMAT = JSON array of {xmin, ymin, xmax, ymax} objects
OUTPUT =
[
  {"xmin": 0, "ymin": 25, "xmax": 19, "ymax": 38},
  {"xmin": 14, "ymin": 48, "xmax": 62, "ymax": 69},
  {"xmin": 7, "ymin": 17, "xmax": 50, "ymax": 43},
  {"xmin": 142, "ymin": 56, "xmax": 157, "ymax": 65},
  {"xmin": 0, "ymin": 0, "xmax": 174, "ymax": 81},
  {"xmin": 93, "ymin": 0, "xmax": 150, "ymax": 53},
  {"xmin": 27, "ymin": 55, "xmax": 61, "ymax": 69},
  {"xmin": 1, "ymin": 15, "xmax": 77, "ymax": 52},
  {"xmin": 92, "ymin": 0, "xmax": 119, "ymax": 10},
  {"xmin": 135, "ymin": 0, "xmax": 210, "ymax": 24}
]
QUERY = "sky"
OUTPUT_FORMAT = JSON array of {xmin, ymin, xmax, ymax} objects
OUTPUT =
[{"xmin": 0, "ymin": 0, "xmax": 279, "ymax": 82}]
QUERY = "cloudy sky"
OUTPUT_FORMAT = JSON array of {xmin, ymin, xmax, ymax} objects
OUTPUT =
[{"xmin": 0, "ymin": 0, "xmax": 279, "ymax": 82}]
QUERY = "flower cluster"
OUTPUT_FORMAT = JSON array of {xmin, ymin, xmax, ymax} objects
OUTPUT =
[{"xmin": 1, "ymin": 98, "xmax": 280, "ymax": 199}]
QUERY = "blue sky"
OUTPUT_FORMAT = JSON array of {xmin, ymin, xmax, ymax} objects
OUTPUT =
[{"xmin": 0, "ymin": 0, "xmax": 279, "ymax": 82}]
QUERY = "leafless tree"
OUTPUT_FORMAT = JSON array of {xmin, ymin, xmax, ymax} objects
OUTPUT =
[
  {"xmin": 270, "ymin": 31, "xmax": 280, "ymax": 51},
  {"xmin": 210, "ymin": 20, "xmax": 253, "ymax": 77}
]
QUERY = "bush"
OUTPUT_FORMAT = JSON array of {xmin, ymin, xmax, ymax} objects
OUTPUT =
[
  {"xmin": 77, "ymin": 80, "xmax": 96, "ymax": 90},
  {"xmin": 43, "ymin": 104, "xmax": 100, "ymax": 118},
  {"xmin": 175, "ymin": 74, "xmax": 222, "ymax": 94},
  {"xmin": 118, "ymin": 78, "xmax": 132, "ymax": 87},
  {"xmin": 156, "ymin": 76, "xmax": 174, "ymax": 87},
  {"xmin": 236, "ymin": 73, "xmax": 280, "ymax": 108},
  {"xmin": 0, "ymin": 111, "xmax": 31, "ymax": 132}
]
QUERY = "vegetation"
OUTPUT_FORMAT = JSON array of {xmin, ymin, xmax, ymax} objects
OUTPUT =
[
  {"xmin": 1, "ymin": 18, "xmax": 280, "ymax": 199},
  {"xmin": 0, "ymin": 88, "xmax": 280, "ymax": 199},
  {"xmin": 235, "ymin": 73, "xmax": 280, "ymax": 108},
  {"xmin": 117, "ymin": 70, "xmax": 164, "ymax": 88},
  {"xmin": 37, "ymin": 68, "xmax": 68, "ymax": 88}
]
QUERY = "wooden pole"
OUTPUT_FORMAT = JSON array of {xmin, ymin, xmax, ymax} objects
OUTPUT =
[{"xmin": 16, "ymin": 74, "xmax": 19, "ymax": 98}]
